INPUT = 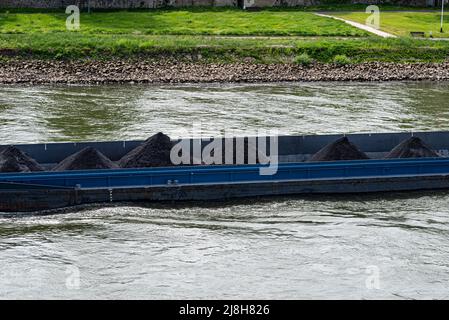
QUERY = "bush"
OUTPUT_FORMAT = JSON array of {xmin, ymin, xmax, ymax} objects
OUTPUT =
[
  {"xmin": 333, "ymin": 54, "xmax": 351, "ymax": 65},
  {"xmin": 294, "ymin": 52, "xmax": 313, "ymax": 66}
]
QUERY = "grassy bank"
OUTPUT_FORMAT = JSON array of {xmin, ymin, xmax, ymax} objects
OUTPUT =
[
  {"xmin": 0, "ymin": 8, "xmax": 367, "ymax": 36},
  {"xmin": 1, "ymin": 8, "xmax": 449, "ymax": 64},
  {"xmin": 332, "ymin": 11, "xmax": 449, "ymax": 38},
  {"xmin": 2, "ymin": 33, "xmax": 449, "ymax": 63}
]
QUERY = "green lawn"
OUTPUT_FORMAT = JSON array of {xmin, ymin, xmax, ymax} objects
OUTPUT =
[
  {"xmin": 1, "ymin": 8, "xmax": 449, "ymax": 64},
  {"xmin": 332, "ymin": 11, "xmax": 449, "ymax": 38},
  {"xmin": 0, "ymin": 8, "xmax": 368, "ymax": 36}
]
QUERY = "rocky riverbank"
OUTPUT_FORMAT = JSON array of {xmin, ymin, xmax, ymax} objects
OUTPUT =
[{"xmin": 1, "ymin": 59, "xmax": 449, "ymax": 84}]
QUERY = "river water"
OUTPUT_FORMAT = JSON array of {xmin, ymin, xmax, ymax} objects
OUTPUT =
[{"xmin": 1, "ymin": 82, "xmax": 449, "ymax": 299}]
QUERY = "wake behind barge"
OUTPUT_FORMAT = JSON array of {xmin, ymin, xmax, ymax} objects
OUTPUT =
[{"xmin": 2, "ymin": 131, "xmax": 449, "ymax": 213}]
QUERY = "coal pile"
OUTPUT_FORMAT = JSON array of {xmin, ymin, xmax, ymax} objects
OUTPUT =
[
  {"xmin": 384, "ymin": 137, "xmax": 439, "ymax": 159},
  {"xmin": 0, "ymin": 145, "xmax": 44, "ymax": 173},
  {"xmin": 309, "ymin": 137, "xmax": 369, "ymax": 162},
  {"xmin": 52, "ymin": 147, "xmax": 119, "ymax": 171},
  {"xmin": 119, "ymin": 132, "xmax": 174, "ymax": 168}
]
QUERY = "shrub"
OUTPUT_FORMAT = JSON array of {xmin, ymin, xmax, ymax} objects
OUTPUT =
[
  {"xmin": 294, "ymin": 52, "xmax": 313, "ymax": 66},
  {"xmin": 333, "ymin": 54, "xmax": 351, "ymax": 65}
]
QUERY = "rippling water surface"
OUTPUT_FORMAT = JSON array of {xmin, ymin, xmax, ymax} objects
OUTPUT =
[{"xmin": 1, "ymin": 82, "xmax": 449, "ymax": 299}]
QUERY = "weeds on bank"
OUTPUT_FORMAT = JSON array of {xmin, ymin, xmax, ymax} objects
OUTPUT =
[
  {"xmin": 0, "ymin": 33, "xmax": 448, "ymax": 64},
  {"xmin": 294, "ymin": 53, "xmax": 313, "ymax": 66},
  {"xmin": 333, "ymin": 54, "xmax": 351, "ymax": 65}
]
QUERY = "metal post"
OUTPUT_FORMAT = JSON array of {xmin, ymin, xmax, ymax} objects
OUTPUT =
[
  {"xmin": 88, "ymin": 0, "xmax": 91, "ymax": 14},
  {"xmin": 441, "ymin": 0, "xmax": 445, "ymax": 33}
]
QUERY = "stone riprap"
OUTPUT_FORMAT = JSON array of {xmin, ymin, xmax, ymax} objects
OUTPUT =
[{"xmin": 2, "ymin": 60, "xmax": 449, "ymax": 84}]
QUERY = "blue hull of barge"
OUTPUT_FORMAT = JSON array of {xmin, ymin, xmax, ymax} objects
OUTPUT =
[{"xmin": 2, "ymin": 157, "xmax": 449, "ymax": 212}]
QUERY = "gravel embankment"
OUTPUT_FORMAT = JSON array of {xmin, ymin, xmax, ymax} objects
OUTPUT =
[{"xmin": 1, "ymin": 60, "xmax": 449, "ymax": 84}]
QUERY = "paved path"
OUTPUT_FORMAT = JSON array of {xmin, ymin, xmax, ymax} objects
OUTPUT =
[{"xmin": 315, "ymin": 13, "xmax": 397, "ymax": 38}]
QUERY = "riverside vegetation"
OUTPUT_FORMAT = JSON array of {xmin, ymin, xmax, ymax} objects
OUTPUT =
[{"xmin": 1, "ymin": 7, "xmax": 449, "ymax": 82}]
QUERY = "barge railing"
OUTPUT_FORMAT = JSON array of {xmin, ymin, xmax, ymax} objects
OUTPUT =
[{"xmin": 1, "ymin": 158, "xmax": 449, "ymax": 190}]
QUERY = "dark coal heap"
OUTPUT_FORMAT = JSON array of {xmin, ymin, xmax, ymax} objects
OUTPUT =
[
  {"xmin": 0, "ymin": 145, "xmax": 44, "ymax": 173},
  {"xmin": 384, "ymin": 137, "xmax": 439, "ymax": 159},
  {"xmin": 52, "ymin": 147, "xmax": 119, "ymax": 171},
  {"xmin": 119, "ymin": 132, "xmax": 173, "ymax": 168},
  {"xmin": 309, "ymin": 137, "xmax": 369, "ymax": 162}
]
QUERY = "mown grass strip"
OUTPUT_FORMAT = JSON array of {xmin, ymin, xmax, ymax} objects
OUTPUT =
[
  {"xmin": 0, "ymin": 9, "xmax": 368, "ymax": 36},
  {"xmin": 332, "ymin": 11, "xmax": 449, "ymax": 38}
]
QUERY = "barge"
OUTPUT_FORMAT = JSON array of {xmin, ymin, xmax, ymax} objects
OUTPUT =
[{"xmin": 2, "ymin": 131, "xmax": 449, "ymax": 213}]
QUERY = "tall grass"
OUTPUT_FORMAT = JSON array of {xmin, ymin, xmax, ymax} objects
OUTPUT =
[{"xmin": 1, "ymin": 33, "xmax": 449, "ymax": 63}]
